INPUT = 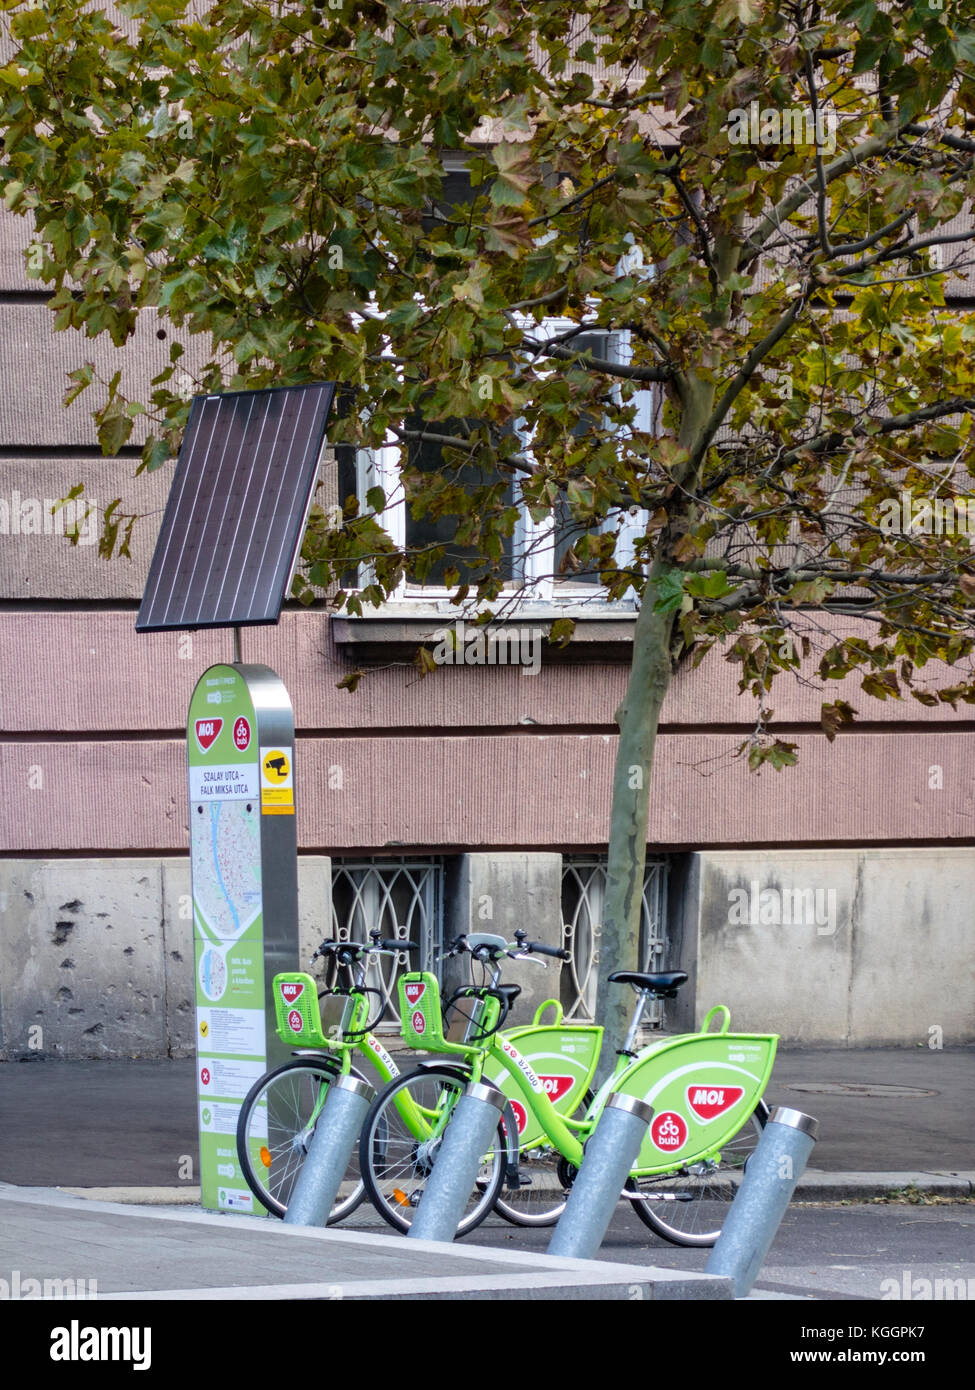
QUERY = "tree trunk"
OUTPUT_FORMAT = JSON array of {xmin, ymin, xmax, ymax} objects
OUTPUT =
[
  {"xmin": 592, "ymin": 556, "xmax": 676, "ymax": 1087},
  {"xmin": 592, "ymin": 375, "xmax": 713, "ymax": 1088}
]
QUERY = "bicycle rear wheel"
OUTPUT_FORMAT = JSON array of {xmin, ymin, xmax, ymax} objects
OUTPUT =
[
  {"xmin": 359, "ymin": 1066, "xmax": 505, "ymax": 1236},
  {"xmin": 627, "ymin": 1100, "xmax": 769, "ymax": 1247},
  {"xmin": 236, "ymin": 1056, "xmax": 369, "ymax": 1221}
]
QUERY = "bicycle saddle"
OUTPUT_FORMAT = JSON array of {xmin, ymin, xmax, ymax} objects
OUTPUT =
[
  {"xmin": 495, "ymin": 984, "xmax": 522, "ymax": 1006},
  {"xmin": 608, "ymin": 970, "xmax": 688, "ymax": 994}
]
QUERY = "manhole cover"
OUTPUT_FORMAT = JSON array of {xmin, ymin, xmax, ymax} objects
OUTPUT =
[{"xmin": 784, "ymin": 1082, "xmax": 939, "ymax": 1098}]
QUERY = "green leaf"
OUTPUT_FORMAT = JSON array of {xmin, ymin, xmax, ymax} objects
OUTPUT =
[
  {"xmin": 140, "ymin": 436, "xmax": 171, "ymax": 473},
  {"xmin": 548, "ymin": 617, "xmax": 575, "ymax": 649},
  {"xmin": 97, "ymin": 408, "xmax": 133, "ymax": 456},
  {"xmin": 861, "ymin": 670, "xmax": 901, "ymax": 701},
  {"xmin": 260, "ymin": 205, "xmax": 295, "ymax": 235},
  {"xmin": 653, "ymin": 568, "xmax": 685, "ymax": 615}
]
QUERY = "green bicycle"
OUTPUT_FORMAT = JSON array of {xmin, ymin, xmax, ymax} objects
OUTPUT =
[
  {"xmin": 236, "ymin": 933, "xmax": 418, "ymax": 1222},
  {"xmin": 359, "ymin": 931, "xmax": 777, "ymax": 1246},
  {"xmin": 236, "ymin": 932, "xmax": 599, "ymax": 1232}
]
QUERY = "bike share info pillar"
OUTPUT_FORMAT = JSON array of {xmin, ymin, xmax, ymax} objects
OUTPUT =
[
  {"xmin": 135, "ymin": 382, "xmax": 336, "ymax": 1214},
  {"xmin": 188, "ymin": 664, "xmax": 299, "ymax": 1212}
]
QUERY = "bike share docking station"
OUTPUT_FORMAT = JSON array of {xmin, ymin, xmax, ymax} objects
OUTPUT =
[{"xmin": 136, "ymin": 383, "xmax": 336, "ymax": 1212}]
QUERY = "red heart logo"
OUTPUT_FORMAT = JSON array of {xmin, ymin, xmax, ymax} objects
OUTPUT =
[
  {"xmin": 404, "ymin": 981, "xmax": 426, "ymax": 1006},
  {"xmin": 280, "ymin": 982, "xmax": 304, "ymax": 1004},
  {"xmin": 195, "ymin": 718, "xmax": 223, "ymax": 752},
  {"xmin": 685, "ymin": 1084, "xmax": 745, "ymax": 1122}
]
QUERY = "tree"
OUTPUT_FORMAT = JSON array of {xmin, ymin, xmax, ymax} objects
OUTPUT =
[{"xmin": 4, "ymin": 0, "xmax": 975, "ymax": 1072}]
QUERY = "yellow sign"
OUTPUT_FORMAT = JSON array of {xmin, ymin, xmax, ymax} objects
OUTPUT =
[
  {"xmin": 262, "ymin": 750, "xmax": 290, "ymax": 782},
  {"xmin": 259, "ymin": 745, "xmax": 295, "ymax": 816},
  {"xmin": 200, "ymin": 1020, "xmax": 209, "ymax": 1038}
]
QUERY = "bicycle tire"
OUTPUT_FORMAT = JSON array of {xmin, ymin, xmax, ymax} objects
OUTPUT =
[
  {"xmin": 236, "ymin": 1056, "xmax": 370, "ymax": 1221},
  {"xmin": 627, "ymin": 1099, "xmax": 770, "ymax": 1247},
  {"xmin": 359, "ymin": 1066, "xmax": 506, "ymax": 1237}
]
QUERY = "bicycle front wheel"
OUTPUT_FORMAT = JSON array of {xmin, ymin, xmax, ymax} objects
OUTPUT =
[
  {"xmin": 628, "ymin": 1101, "xmax": 769, "ymax": 1247},
  {"xmin": 359, "ymin": 1067, "xmax": 505, "ymax": 1237},
  {"xmin": 236, "ymin": 1057, "xmax": 368, "ymax": 1222}
]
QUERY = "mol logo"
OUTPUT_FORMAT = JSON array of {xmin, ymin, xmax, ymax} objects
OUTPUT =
[
  {"xmin": 686, "ymin": 1085, "xmax": 745, "ymax": 1122},
  {"xmin": 279, "ymin": 981, "xmax": 305, "ymax": 1005},
  {"xmin": 540, "ymin": 1075, "xmax": 574, "ymax": 1103},
  {"xmin": 195, "ymin": 718, "xmax": 223, "ymax": 753},
  {"xmin": 403, "ymin": 981, "xmax": 426, "ymax": 1007}
]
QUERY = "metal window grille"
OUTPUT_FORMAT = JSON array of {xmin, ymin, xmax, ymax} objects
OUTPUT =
[
  {"xmin": 330, "ymin": 859, "xmax": 442, "ymax": 1031},
  {"xmin": 561, "ymin": 857, "xmax": 669, "ymax": 1025}
]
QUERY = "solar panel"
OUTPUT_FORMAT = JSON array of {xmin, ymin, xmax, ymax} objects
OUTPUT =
[{"xmin": 136, "ymin": 382, "xmax": 335, "ymax": 632}]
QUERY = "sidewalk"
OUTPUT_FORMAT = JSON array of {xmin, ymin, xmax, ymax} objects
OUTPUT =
[{"xmin": 0, "ymin": 1186, "xmax": 733, "ymax": 1301}]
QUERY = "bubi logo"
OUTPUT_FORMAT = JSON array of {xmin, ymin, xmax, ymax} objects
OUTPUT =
[
  {"xmin": 411, "ymin": 1009, "xmax": 426, "ymax": 1035},
  {"xmin": 686, "ymin": 1084, "xmax": 745, "ymax": 1122},
  {"xmin": 195, "ymin": 718, "xmax": 223, "ymax": 753},
  {"xmin": 279, "ymin": 982, "xmax": 304, "ymax": 1005},
  {"xmin": 650, "ymin": 1111, "xmax": 688, "ymax": 1152},
  {"xmin": 509, "ymin": 1100, "xmax": 528, "ymax": 1135},
  {"xmin": 404, "ymin": 981, "xmax": 426, "ymax": 1007},
  {"xmin": 233, "ymin": 716, "xmax": 251, "ymax": 751},
  {"xmin": 287, "ymin": 1008, "xmax": 303, "ymax": 1033}
]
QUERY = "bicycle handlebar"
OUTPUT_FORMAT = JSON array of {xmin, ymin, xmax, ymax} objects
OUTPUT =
[
  {"xmin": 524, "ymin": 942, "xmax": 571, "ymax": 961},
  {"xmin": 443, "ymin": 933, "xmax": 570, "ymax": 963},
  {"xmin": 312, "ymin": 937, "xmax": 419, "ymax": 964}
]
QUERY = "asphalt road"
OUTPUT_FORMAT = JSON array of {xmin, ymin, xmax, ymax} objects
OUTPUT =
[{"xmin": 424, "ymin": 1197, "xmax": 975, "ymax": 1302}]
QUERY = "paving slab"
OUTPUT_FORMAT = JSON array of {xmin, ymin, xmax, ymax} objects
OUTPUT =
[{"xmin": 0, "ymin": 1186, "xmax": 733, "ymax": 1301}]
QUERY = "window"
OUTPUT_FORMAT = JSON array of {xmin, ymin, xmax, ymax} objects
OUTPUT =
[
  {"xmin": 340, "ymin": 164, "xmax": 657, "ymax": 606},
  {"xmin": 330, "ymin": 858, "xmax": 442, "ymax": 1033},
  {"xmin": 561, "ymin": 856, "xmax": 669, "ymax": 1025}
]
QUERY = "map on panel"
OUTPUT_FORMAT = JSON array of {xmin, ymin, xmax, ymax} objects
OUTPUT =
[{"xmin": 190, "ymin": 800, "xmax": 263, "ymax": 945}]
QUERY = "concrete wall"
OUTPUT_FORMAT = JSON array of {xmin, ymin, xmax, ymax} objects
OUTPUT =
[
  {"xmin": 6, "ymin": 844, "xmax": 969, "ymax": 1056},
  {"xmin": 0, "ymin": 855, "xmax": 332, "ymax": 1060},
  {"xmin": 442, "ymin": 852, "xmax": 564, "ymax": 1018},
  {"xmin": 673, "ymin": 849, "xmax": 975, "ymax": 1046}
]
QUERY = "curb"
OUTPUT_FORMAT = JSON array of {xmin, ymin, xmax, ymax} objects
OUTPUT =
[
  {"xmin": 795, "ymin": 1170, "xmax": 975, "ymax": 1200},
  {"xmin": 54, "ymin": 1172, "xmax": 975, "ymax": 1207}
]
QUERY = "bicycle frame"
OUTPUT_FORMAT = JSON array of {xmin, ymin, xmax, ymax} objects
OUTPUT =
[{"xmin": 397, "ymin": 972, "xmax": 777, "ymax": 1181}]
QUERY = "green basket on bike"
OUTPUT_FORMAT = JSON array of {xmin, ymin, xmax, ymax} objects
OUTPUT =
[
  {"xmin": 398, "ymin": 972, "xmax": 502, "ymax": 1054},
  {"xmin": 272, "ymin": 972, "xmax": 368, "ymax": 1048}
]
